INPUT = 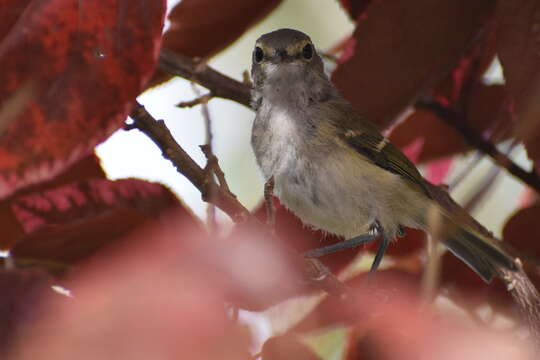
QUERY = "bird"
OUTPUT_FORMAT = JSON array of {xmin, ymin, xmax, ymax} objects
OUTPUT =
[{"xmin": 250, "ymin": 28, "xmax": 517, "ymax": 282}]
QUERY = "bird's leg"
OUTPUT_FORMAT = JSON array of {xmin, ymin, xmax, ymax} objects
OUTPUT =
[
  {"xmin": 303, "ymin": 221, "xmax": 396, "ymax": 275},
  {"xmin": 367, "ymin": 221, "xmax": 393, "ymax": 273},
  {"xmin": 303, "ymin": 224, "xmax": 381, "ymax": 258},
  {"xmin": 369, "ymin": 235, "xmax": 391, "ymax": 273}
]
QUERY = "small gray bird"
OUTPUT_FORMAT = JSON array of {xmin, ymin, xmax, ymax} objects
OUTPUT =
[{"xmin": 250, "ymin": 28, "xmax": 516, "ymax": 282}]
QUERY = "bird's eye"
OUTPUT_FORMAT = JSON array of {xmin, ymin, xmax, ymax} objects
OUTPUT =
[
  {"xmin": 302, "ymin": 43, "xmax": 313, "ymax": 60},
  {"xmin": 254, "ymin": 46, "xmax": 264, "ymax": 63}
]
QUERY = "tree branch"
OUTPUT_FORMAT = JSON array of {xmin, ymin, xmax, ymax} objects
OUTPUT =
[
  {"xmin": 159, "ymin": 49, "xmax": 251, "ymax": 108},
  {"xmin": 129, "ymin": 102, "xmax": 249, "ymax": 223},
  {"xmin": 417, "ymin": 100, "xmax": 540, "ymax": 194}
]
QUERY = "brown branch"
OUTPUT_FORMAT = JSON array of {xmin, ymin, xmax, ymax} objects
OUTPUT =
[
  {"xmin": 159, "ymin": 49, "xmax": 251, "ymax": 107},
  {"xmin": 177, "ymin": 92, "xmax": 213, "ymax": 108},
  {"xmin": 417, "ymin": 100, "xmax": 540, "ymax": 194},
  {"xmin": 200, "ymin": 144, "xmax": 231, "ymax": 194},
  {"xmin": 128, "ymin": 102, "xmax": 249, "ymax": 223},
  {"xmin": 195, "ymin": 83, "xmax": 217, "ymax": 230},
  {"xmin": 128, "ymin": 101, "xmax": 345, "ymax": 297}
]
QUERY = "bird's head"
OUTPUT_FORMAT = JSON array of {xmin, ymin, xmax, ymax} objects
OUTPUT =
[{"xmin": 251, "ymin": 28, "xmax": 324, "ymax": 87}]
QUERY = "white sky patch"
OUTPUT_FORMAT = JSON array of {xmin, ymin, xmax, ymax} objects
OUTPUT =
[
  {"xmin": 51, "ymin": 285, "xmax": 73, "ymax": 297},
  {"xmin": 483, "ymin": 56, "xmax": 505, "ymax": 85}
]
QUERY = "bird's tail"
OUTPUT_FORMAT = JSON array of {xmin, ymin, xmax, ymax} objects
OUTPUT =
[{"xmin": 432, "ymin": 209, "xmax": 517, "ymax": 283}]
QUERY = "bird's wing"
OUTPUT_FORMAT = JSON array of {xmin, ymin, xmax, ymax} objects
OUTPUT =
[{"xmin": 336, "ymin": 111, "xmax": 431, "ymax": 198}]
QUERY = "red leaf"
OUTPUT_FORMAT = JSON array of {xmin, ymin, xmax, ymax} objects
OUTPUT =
[
  {"xmin": 5, "ymin": 178, "xmax": 198, "ymax": 265},
  {"xmin": 440, "ymin": 251, "xmax": 512, "ymax": 309},
  {"xmin": 426, "ymin": 157, "xmax": 454, "ymax": 185},
  {"xmin": 148, "ymin": 0, "xmax": 282, "ymax": 87},
  {"xmin": 0, "ymin": 0, "xmax": 31, "ymax": 40},
  {"xmin": 385, "ymin": 228, "xmax": 426, "ymax": 257},
  {"xmin": 434, "ymin": 22, "xmax": 498, "ymax": 107},
  {"xmin": 290, "ymin": 269, "xmax": 422, "ymax": 333},
  {"xmin": 390, "ymin": 109, "xmax": 466, "ymax": 163},
  {"xmin": 0, "ymin": 269, "xmax": 54, "ymax": 355},
  {"xmin": 262, "ymin": 335, "xmax": 320, "ymax": 360},
  {"xmin": 0, "ymin": 0, "xmax": 166, "ymax": 199},
  {"xmin": 390, "ymin": 85, "xmax": 509, "ymax": 162},
  {"xmin": 338, "ymin": 0, "xmax": 372, "ymax": 20},
  {"xmin": 0, "ymin": 154, "xmax": 105, "ymax": 250},
  {"xmin": 503, "ymin": 204, "xmax": 540, "ymax": 258},
  {"xmin": 332, "ymin": 0, "xmax": 495, "ymax": 128},
  {"xmin": 496, "ymin": 0, "xmax": 540, "ymax": 172},
  {"xmin": 10, "ymin": 222, "xmax": 255, "ymax": 360}
]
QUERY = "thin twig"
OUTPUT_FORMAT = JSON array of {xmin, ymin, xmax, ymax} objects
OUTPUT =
[
  {"xmin": 417, "ymin": 100, "xmax": 540, "ymax": 194},
  {"xmin": 448, "ymin": 151, "xmax": 483, "ymax": 191},
  {"xmin": 200, "ymin": 144, "xmax": 231, "ymax": 194},
  {"xmin": 462, "ymin": 141, "xmax": 518, "ymax": 214},
  {"xmin": 192, "ymin": 83, "xmax": 217, "ymax": 230},
  {"xmin": 242, "ymin": 70, "xmax": 251, "ymax": 86},
  {"xmin": 177, "ymin": 92, "xmax": 213, "ymax": 108}
]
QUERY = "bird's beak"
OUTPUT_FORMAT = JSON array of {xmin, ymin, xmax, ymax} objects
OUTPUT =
[{"xmin": 270, "ymin": 49, "xmax": 291, "ymax": 64}]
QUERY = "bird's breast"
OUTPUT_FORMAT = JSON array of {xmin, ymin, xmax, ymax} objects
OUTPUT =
[
  {"xmin": 252, "ymin": 105, "xmax": 302, "ymax": 179},
  {"xmin": 252, "ymin": 106, "xmax": 375, "ymax": 236}
]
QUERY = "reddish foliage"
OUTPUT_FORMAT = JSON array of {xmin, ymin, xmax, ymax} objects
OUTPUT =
[
  {"xmin": 148, "ymin": 0, "xmax": 282, "ymax": 87},
  {"xmin": 290, "ymin": 269, "xmax": 422, "ymax": 333},
  {"xmin": 0, "ymin": 269, "xmax": 54, "ymax": 356},
  {"xmin": 390, "ymin": 85, "xmax": 509, "ymax": 163},
  {"xmin": 0, "ymin": 154, "xmax": 106, "ymax": 251},
  {"xmin": 434, "ymin": 22, "xmax": 498, "ymax": 108},
  {"xmin": 390, "ymin": 110, "xmax": 466, "ymax": 163},
  {"xmin": 332, "ymin": 0, "xmax": 495, "ymax": 129},
  {"xmin": 496, "ymin": 0, "xmax": 540, "ymax": 173},
  {"xmin": 0, "ymin": 0, "xmax": 166, "ymax": 199},
  {"xmin": 426, "ymin": 158, "xmax": 454, "ymax": 185},
  {"xmin": 341, "ymin": 300, "xmax": 530, "ymax": 359},
  {"xmin": 215, "ymin": 228, "xmax": 312, "ymax": 311},
  {"xmin": 440, "ymin": 252, "xmax": 513, "ymax": 310},
  {"xmin": 386, "ymin": 228, "xmax": 426, "ymax": 257},
  {"xmin": 0, "ymin": 1, "xmax": 539, "ymax": 358},
  {"xmin": 502, "ymin": 205, "xmax": 540, "ymax": 295},
  {"xmin": 338, "ymin": 0, "xmax": 372, "ymax": 20},
  {"xmin": 0, "ymin": 0, "xmax": 31, "ymax": 39},
  {"xmin": 5, "ymin": 178, "xmax": 194, "ymax": 267},
  {"xmin": 262, "ymin": 336, "xmax": 320, "ymax": 360},
  {"xmin": 504, "ymin": 205, "xmax": 540, "ymax": 258},
  {"xmin": 5, "ymin": 219, "xmax": 308, "ymax": 359}
]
